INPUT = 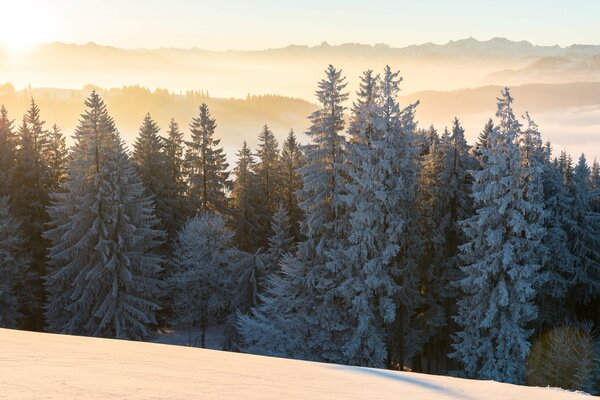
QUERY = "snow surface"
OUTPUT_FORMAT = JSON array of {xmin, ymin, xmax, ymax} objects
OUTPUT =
[{"xmin": 0, "ymin": 328, "xmax": 594, "ymax": 400}]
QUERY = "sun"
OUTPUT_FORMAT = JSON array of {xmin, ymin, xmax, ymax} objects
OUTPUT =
[{"xmin": 0, "ymin": 2, "xmax": 53, "ymax": 53}]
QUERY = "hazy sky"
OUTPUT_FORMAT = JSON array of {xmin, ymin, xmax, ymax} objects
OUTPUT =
[{"xmin": 2, "ymin": 0, "xmax": 600, "ymax": 51}]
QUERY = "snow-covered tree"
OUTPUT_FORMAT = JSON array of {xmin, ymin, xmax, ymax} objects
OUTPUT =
[
  {"xmin": 0, "ymin": 197, "xmax": 30, "ymax": 328},
  {"xmin": 279, "ymin": 129, "xmax": 305, "ymax": 241},
  {"xmin": 185, "ymin": 104, "xmax": 230, "ymax": 214},
  {"xmin": 336, "ymin": 68, "xmax": 398, "ymax": 367},
  {"xmin": 372, "ymin": 67, "xmax": 423, "ymax": 369},
  {"xmin": 45, "ymin": 92, "xmax": 165, "ymax": 340},
  {"xmin": 230, "ymin": 142, "xmax": 261, "ymax": 252},
  {"xmin": 240, "ymin": 65, "xmax": 350, "ymax": 363},
  {"xmin": 452, "ymin": 88, "xmax": 543, "ymax": 383},
  {"xmin": 565, "ymin": 154, "xmax": 600, "ymax": 305},
  {"xmin": 170, "ymin": 212, "xmax": 236, "ymax": 347}
]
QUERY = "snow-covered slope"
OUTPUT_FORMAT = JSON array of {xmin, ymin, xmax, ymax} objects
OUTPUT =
[{"xmin": 0, "ymin": 328, "xmax": 593, "ymax": 399}]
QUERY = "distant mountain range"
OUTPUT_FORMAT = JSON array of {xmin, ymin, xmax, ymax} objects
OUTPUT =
[{"xmin": 3, "ymin": 38, "xmax": 600, "ymax": 99}]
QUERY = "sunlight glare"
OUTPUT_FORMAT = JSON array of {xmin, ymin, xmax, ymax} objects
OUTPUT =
[{"xmin": 0, "ymin": 2, "xmax": 53, "ymax": 53}]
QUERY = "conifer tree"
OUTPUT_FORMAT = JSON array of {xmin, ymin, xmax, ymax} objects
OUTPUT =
[
  {"xmin": 185, "ymin": 103, "xmax": 230, "ymax": 214},
  {"xmin": 0, "ymin": 197, "xmax": 30, "ymax": 328},
  {"xmin": 11, "ymin": 100, "xmax": 51, "ymax": 329},
  {"xmin": 46, "ymin": 124, "xmax": 68, "ymax": 193},
  {"xmin": 537, "ymin": 143, "xmax": 576, "ymax": 325},
  {"xmin": 452, "ymin": 88, "xmax": 542, "ymax": 383},
  {"xmin": 255, "ymin": 124, "xmax": 282, "ymax": 245},
  {"xmin": 132, "ymin": 113, "xmax": 173, "ymax": 234},
  {"xmin": 240, "ymin": 65, "xmax": 350, "ymax": 363},
  {"xmin": 473, "ymin": 118, "xmax": 494, "ymax": 166},
  {"xmin": 338, "ymin": 68, "xmax": 400, "ymax": 367},
  {"xmin": 170, "ymin": 212, "xmax": 236, "ymax": 347},
  {"xmin": 0, "ymin": 105, "xmax": 17, "ymax": 197},
  {"xmin": 264, "ymin": 203, "xmax": 295, "ymax": 279},
  {"xmin": 45, "ymin": 92, "xmax": 165, "ymax": 340},
  {"xmin": 375, "ymin": 67, "xmax": 423, "ymax": 369},
  {"xmin": 162, "ymin": 118, "xmax": 188, "ymax": 237},
  {"xmin": 230, "ymin": 142, "xmax": 261, "ymax": 252},
  {"xmin": 565, "ymin": 154, "xmax": 600, "ymax": 305},
  {"xmin": 280, "ymin": 129, "xmax": 305, "ymax": 241}
]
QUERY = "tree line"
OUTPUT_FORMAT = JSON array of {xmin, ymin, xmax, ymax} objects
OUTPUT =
[{"xmin": 0, "ymin": 65, "xmax": 599, "ymax": 390}]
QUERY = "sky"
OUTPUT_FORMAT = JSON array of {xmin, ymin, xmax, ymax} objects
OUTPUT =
[{"xmin": 2, "ymin": 0, "xmax": 600, "ymax": 51}]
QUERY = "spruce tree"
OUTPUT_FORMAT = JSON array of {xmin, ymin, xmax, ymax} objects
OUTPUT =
[
  {"xmin": 255, "ymin": 124, "xmax": 282, "ymax": 245},
  {"xmin": 0, "ymin": 105, "xmax": 17, "ymax": 197},
  {"xmin": 162, "ymin": 118, "xmax": 188, "ymax": 236},
  {"xmin": 230, "ymin": 142, "xmax": 261, "ymax": 252},
  {"xmin": 240, "ymin": 65, "xmax": 350, "ymax": 362},
  {"xmin": 537, "ymin": 143, "xmax": 576, "ymax": 325},
  {"xmin": 264, "ymin": 203, "xmax": 295, "ymax": 280},
  {"xmin": 185, "ymin": 103, "xmax": 230, "ymax": 214},
  {"xmin": 11, "ymin": 100, "xmax": 51, "ymax": 329},
  {"xmin": 452, "ymin": 88, "xmax": 542, "ymax": 383},
  {"xmin": 375, "ymin": 67, "xmax": 423, "ymax": 369},
  {"xmin": 279, "ymin": 129, "xmax": 305, "ymax": 241},
  {"xmin": 46, "ymin": 124, "xmax": 68, "ymax": 193},
  {"xmin": 338, "ymin": 68, "xmax": 399, "ymax": 367},
  {"xmin": 45, "ymin": 92, "xmax": 165, "ymax": 340},
  {"xmin": 566, "ymin": 154, "xmax": 600, "ymax": 305},
  {"xmin": 0, "ymin": 197, "xmax": 30, "ymax": 328},
  {"xmin": 473, "ymin": 118, "xmax": 494, "ymax": 167},
  {"xmin": 132, "ymin": 113, "xmax": 172, "ymax": 234},
  {"xmin": 170, "ymin": 212, "xmax": 237, "ymax": 348}
]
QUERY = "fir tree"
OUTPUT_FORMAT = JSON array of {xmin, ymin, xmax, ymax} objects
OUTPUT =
[
  {"xmin": 264, "ymin": 203, "xmax": 295, "ymax": 280},
  {"xmin": 170, "ymin": 212, "xmax": 236, "ymax": 347},
  {"xmin": 452, "ymin": 88, "xmax": 542, "ymax": 383},
  {"xmin": 279, "ymin": 129, "xmax": 305, "ymax": 241},
  {"xmin": 565, "ymin": 154, "xmax": 600, "ymax": 305},
  {"xmin": 240, "ymin": 65, "xmax": 350, "ymax": 363},
  {"xmin": 375, "ymin": 67, "xmax": 423, "ymax": 369},
  {"xmin": 537, "ymin": 143, "xmax": 576, "ymax": 325},
  {"xmin": 132, "ymin": 113, "xmax": 172, "ymax": 235},
  {"xmin": 230, "ymin": 142, "xmax": 261, "ymax": 252},
  {"xmin": 45, "ymin": 92, "xmax": 165, "ymax": 340},
  {"xmin": 473, "ymin": 118, "xmax": 494, "ymax": 166},
  {"xmin": 0, "ymin": 197, "xmax": 30, "ymax": 328},
  {"xmin": 0, "ymin": 105, "xmax": 17, "ymax": 197},
  {"xmin": 185, "ymin": 103, "xmax": 230, "ymax": 214},
  {"xmin": 46, "ymin": 124, "xmax": 68, "ymax": 193},
  {"xmin": 162, "ymin": 118, "xmax": 188, "ymax": 236},
  {"xmin": 11, "ymin": 100, "xmax": 51, "ymax": 329},
  {"xmin": 255, "ymin": 124, "xmax": 282, "ymax": 245},
  {"xmin": 338, "ymin": 68, "xmax": 399, "ymax": 367}
]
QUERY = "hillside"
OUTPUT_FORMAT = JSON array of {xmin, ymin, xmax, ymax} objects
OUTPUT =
[{"xmin": 0, "ymin": 328, "xmax": 593, "ymax": 400}]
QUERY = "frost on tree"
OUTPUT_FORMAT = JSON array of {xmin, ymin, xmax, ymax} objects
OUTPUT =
[
  {"xmin": 452, "ymin": 88, "xmax": 543, "ymax": 383},
  {"xmin": 240, "ymin": 65, "xmax": 350, "ymax": 363},
  {"xmin": 0, "ymin": 197, "xmax": 30, "ymax": 328},
  {"xmin": 566, "ymin": 154, "xmax": 600, "ymax": 305},
  {"xmin": 170, "ymin": 212, "xmax": 237, "ymax": 348},
  {"xmin": 339, "ymin": 68, "xmax": 401, "ymax": 368},
  {"xmin": 45, "ymin": 91, "xmax": 165, "ymax": 340}
]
